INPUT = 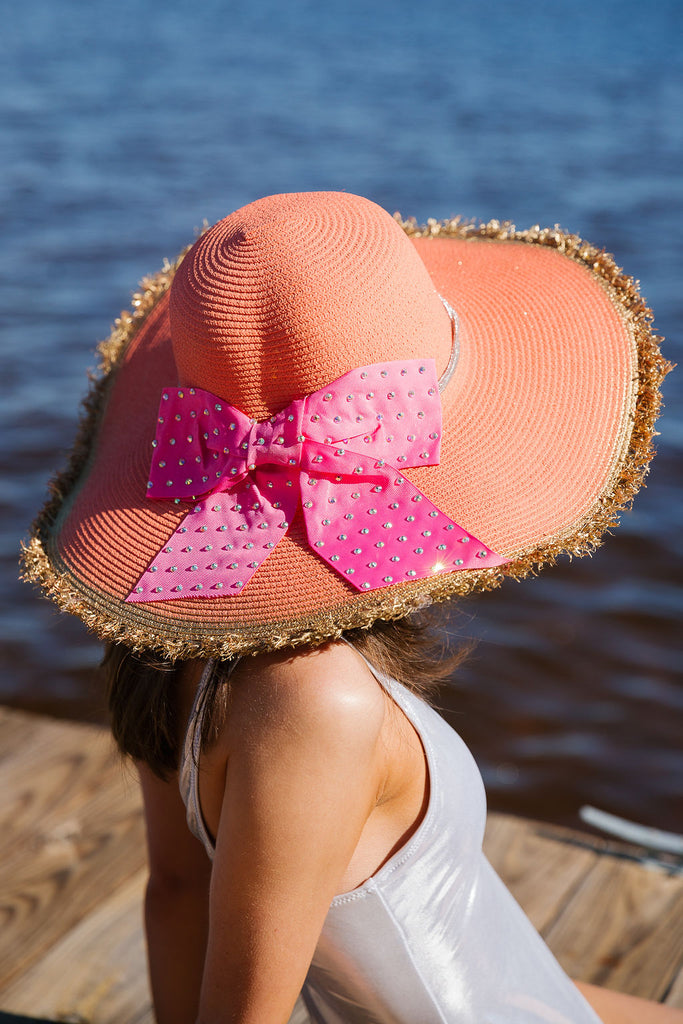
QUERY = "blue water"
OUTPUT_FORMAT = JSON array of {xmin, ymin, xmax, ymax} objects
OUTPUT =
[{"xmin": 1, "ymin": 0, "xmax": 681, "ymax": 828}]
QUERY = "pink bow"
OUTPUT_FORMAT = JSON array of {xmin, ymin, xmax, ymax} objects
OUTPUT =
[{"xmin": 126, "ymin": 359, "xmax": 505, "ymax": 602}]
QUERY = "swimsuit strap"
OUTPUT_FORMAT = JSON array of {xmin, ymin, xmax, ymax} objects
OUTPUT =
[{"xmin": 179, "ymin": 658, "xmax": 241, "ymax": 857}]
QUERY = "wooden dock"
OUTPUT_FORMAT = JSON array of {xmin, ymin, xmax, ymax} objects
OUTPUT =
[{"xmin": 1, "ymin": 704, "xmax": 681, "ymax": 1023}]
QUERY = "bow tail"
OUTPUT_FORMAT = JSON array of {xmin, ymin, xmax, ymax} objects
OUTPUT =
[
  {"xmin": 126, "ymin": 477, "xmax": 299, "ymax": 602},
  {"xmin": 300, "ymin": 463, "xmax": 506, "ymax": 593}
]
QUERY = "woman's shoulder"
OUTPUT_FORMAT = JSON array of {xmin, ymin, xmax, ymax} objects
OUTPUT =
[{"xmin": 226, "ymin": 641, "xmax": 387, "ymax": 752}]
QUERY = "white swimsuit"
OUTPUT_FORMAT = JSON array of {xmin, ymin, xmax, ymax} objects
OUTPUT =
[{"xmin": 179, "ymin": 653, "xmax": 601, "ymax": 1024}]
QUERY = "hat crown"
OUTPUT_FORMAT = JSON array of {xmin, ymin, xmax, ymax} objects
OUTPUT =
[{"xmin": 169, "ymin": 192, "xmax": 451, "ymax": 418}]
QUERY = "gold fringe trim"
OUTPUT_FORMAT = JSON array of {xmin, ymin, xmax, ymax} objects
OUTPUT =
[{"xmin": 20, "ymin": 219, "xmax": 672, "ymax": 661}]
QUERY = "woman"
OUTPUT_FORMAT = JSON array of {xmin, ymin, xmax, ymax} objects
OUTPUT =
[{"xmin": 23, "ymin": 192, "xmax": 676, "ymax": 1022}]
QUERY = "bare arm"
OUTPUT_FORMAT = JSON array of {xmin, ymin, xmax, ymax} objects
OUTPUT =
[
  {"xmin": 196, "ymin": 645, "xmax": 387, "ymax": 1024},
  {"xmin": 138, "ymin": 761, "xmax": 213, "ymax": 1024},
  {"xmin": 576, "ymin": 982, "xmax": 683, "ymax": 1024}
]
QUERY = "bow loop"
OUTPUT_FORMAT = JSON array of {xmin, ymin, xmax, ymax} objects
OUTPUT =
[
  {"xmin": 303, "ymin": 362, "xmax": 442, "ymax": 467},
  {"xmin": 147, "ymin": 388, "xmax": 253, "ymax": 500},
  {"xmin": 147, "ymin": 388, "xmax": 309, "ymax": 498}
]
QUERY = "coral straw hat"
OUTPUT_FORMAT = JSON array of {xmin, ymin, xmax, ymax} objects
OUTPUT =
[{"xmin": 22, "ymin": 192, "xmax": 668, "ymax": 660}]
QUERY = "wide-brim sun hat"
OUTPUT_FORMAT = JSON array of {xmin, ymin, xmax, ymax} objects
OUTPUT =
[{"xmin": 21, "ymin": 191, "xmax": 669, "ymax": 660}]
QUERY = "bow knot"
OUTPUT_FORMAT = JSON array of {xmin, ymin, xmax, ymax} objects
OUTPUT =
[
  {"xmin": 127, "ymin": 360, "xmax": 505, "ymax": 603},
  {"xmin": 239, "ymin": 408, "xmax": 306, "ymax": 475}
]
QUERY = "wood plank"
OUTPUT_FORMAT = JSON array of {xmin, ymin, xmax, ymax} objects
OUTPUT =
[
  {"xmin": 0, "ymin": 713, "xmax": 128, "ymax": 847},
  {"xmin": 605, "ymin": 876, "xmax": 683, "ymax": 1003},
  {"xmin": 486, "ymin": 814, "xmax": 683, "ymax": 1001},
  {"xmin": 0, "ymin": 707, "xmax": 52, "ymax": 763},
  {"xmin": 0, "ymin": 708, "xmax": 91, "ymax": 786},
  {"xmin": 665, "ymin": 965, "xmax": 683, "ymax": 1009},
  {"xmin": 0, "ymin": 715, "xmax": 146, "ymax": 989},
  {"xmin": 544, "ymin": 854, "xmax": 683, "ymax": 1001},
  {"xmin": 1, "ymin": 865, "xmax": 310, "ymax": 1024},
  {"xmin": 0, "ymin": 870, "xmax": 151, "ymax": 1024},
  {"xmin": 483, "ymin": 813, "xmax": 598, "ymax": 933}
]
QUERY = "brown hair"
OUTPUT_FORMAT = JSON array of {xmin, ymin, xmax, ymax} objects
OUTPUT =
[{"xmin": 103, "ymin": 607, "xmax": 469, "ymax": 780}]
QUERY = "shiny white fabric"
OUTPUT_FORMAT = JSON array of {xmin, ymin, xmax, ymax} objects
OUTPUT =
[{"xmin": 179, "ymin": 656, "xmax": 601, "ymax": 1024}]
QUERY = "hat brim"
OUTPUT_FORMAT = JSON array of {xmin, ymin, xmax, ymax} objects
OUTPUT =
[{"xmin": 22, "ymin": 219, "xmax": 669, "ymax": 659}]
